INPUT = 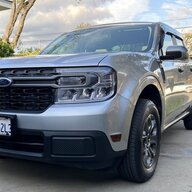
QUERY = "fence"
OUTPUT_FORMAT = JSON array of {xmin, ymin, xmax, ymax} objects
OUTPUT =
[
  {"xmin": 17, "ymin": 32, "xmax": 64, "ymax": 51},
  {"xmin": 17, "ymin": 39, "xmax": 53, "ymax": 50}
]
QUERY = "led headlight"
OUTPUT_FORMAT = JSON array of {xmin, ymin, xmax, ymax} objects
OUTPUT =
[{"xmin": 55, "ymin": 67, "xmax": 116, "ymax": 103}]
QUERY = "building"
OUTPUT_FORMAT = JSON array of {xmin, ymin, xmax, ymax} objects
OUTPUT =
[{"xmin": 0, "ymin": 0, "xmax": 11, "ymax": 11}]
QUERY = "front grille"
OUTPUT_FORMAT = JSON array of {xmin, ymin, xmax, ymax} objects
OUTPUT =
[
  {"xmin": 0, "ymin": 131, "xmax": 44, "ymax": 154},
  {"xmin": 0, "ymin": 87, "xmax": 55, "ymax": 112},
  {"xmin": 0, "ymin": 68, "xmax": 57, "ymax": 113}
]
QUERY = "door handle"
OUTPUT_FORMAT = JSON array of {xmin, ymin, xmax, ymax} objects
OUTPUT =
[{"xmin": 178, "ymin": 67, "xmax": 184, "ymax": 73}]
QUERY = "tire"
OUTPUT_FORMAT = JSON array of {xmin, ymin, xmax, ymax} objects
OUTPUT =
[
  {"xmin": 183, "ymin": 114, "xmax": 192, "ymax": 130},
  {"xmin": 118, "ymin": 99, "xmax": 161, "ymax": 183}
]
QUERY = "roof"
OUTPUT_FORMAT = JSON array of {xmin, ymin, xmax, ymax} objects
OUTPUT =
[
  {"xmin": 159, "ymin": 22, "xmax": 181, "ymax": 37},
  {"xmin": 71, "ymin": 22, "xmax": 181, "ymax": 38},
  {"xmin": 87, "ymin": 21, "xmax": 156, "ymax": 29}
]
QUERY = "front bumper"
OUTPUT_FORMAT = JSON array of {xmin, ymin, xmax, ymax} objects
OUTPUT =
[
  {"xmin": 0, "ymin": 95, "xmax": 133, "ymax": 168},
  {"xmin": 0, "ymin": 130, "xmax": 126, "ymax": 169},
  {"xmin": 0, "ymin": 94, "xmax": 133, "ymax": 152}
]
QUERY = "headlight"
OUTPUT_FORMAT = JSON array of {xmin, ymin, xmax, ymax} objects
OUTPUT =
[{"xmin": 55, "ymin": 67, "xmax": 116, "ymax": 103}]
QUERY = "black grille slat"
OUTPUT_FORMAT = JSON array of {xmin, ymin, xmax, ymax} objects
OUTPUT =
[
  {"xmin": 0, "ymin": 68, "xmax": 58, "ymax": 77},
  {"xmin": 0, "ymin": 132, "xmax": 44, "ymax": 153},
  {"xmin": 0, "ymin": 87, "xmax": 55, "ymax": 112}
]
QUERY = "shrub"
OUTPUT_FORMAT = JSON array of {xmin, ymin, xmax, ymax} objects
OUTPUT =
[
  {"xmin": 0, "ymin": 39, "xmax": 14, "ymax": 57},
  {"xmin": 15, "ymin": 48, "xmax": 41, "ymax": 57}
]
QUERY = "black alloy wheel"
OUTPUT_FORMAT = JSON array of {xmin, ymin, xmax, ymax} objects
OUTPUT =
[{"xmin": 142, "ymin": 114, "xmax": 158, "ymax": 169}]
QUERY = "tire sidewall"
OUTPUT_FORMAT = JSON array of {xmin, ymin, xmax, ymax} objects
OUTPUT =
[{"xmin": 132, "ymin": 100, "xmax": 161, "ymax": 180}]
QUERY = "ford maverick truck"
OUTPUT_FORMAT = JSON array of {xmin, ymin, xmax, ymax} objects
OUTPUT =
[{"xmin": 0, "ymin": 22, "xmax": 192, "ymax": 182}]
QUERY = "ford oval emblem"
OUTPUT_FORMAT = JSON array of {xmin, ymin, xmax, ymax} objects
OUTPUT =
[{"xmin": 0, "ymin": 78, "xmax": 12, "ymax": 87}]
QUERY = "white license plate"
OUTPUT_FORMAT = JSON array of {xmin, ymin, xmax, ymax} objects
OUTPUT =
[{"xmin": 0, "ymin": 117, "xmax": 11, "ymax": 136}]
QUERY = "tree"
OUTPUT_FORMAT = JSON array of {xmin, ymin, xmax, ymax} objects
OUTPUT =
[
  {"xmin": 76, "ymin": 22, "xmax": 91, "ymax": 29},
  {"xmin": 2, "ymin": 0, "xmax": 83, "ymax": 49},
  {"xmin": 183, "ymin": 33, "xmax": 192, "ymax": 57},
  {"xmin": 2, "ymin": 0, "xmax": 37, "ymax": 48}
]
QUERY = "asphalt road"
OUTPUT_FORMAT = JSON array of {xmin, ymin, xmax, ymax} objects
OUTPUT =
[{"xmin": 0, "ymin": 121, "xmax": 192, "ymax": 192}]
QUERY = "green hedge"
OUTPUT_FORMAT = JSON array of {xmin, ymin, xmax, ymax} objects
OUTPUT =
[
  {"xmin": 0, "ymin": 39, "xmax": 14, "ymax": 57},
  {"xmin": 15, "ymin": 48, "xmax": 41, "ymax": 57}
]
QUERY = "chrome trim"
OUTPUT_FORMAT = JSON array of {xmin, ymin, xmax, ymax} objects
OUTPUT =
[{"xmin": 0, "ymin": 77, "xmax": 12, "ymax": 87}]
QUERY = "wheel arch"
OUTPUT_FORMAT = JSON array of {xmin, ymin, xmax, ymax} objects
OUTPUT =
[
  {"xmin": 112, "ymin": 76, "xmax": 165, "ymax": 151},
  {"xmin": 139, "ymin": 85, "xmax": 162, "ymax": 122},
  {"xmin": 132, "ymin": 76, "xmax": 165, "ymax": 131}
]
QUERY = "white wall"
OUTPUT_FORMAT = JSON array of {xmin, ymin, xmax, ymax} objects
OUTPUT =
[{"xmin": 0, "ymin": 0, "xmax": 11, "ymax": 11}]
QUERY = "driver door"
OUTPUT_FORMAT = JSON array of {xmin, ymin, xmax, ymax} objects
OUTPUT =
[{"xmin": 160, "ymin": 33, "xmax": 188, "ymax": 126}]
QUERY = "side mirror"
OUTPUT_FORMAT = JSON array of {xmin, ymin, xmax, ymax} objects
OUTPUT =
[{"xmin": 160, "ymin": 45, "xmax": 189, "ymax": 60}]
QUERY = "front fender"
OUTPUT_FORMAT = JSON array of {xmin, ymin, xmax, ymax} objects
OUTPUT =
[{"xmin": 124, "ymin": 74, "xmax": 165, "ymax": 132}]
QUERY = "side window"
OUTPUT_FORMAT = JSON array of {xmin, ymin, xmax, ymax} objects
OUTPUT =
[
  {"xmin": 162, "ymin": 34, "xmax": 174, "ymax": 55},
  {"xmin": 175, "ymin": 37, "xmax": 184, "ymax": 46}
]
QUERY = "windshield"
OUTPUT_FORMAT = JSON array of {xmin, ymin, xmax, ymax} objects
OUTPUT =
[{"xmin": 41, "ymin": 25, "xmax": 154, "ymax": 55}]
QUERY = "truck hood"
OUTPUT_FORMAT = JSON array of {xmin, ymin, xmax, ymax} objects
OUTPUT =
[{"xmin": 0, "ymin": 53, "xmax": 108, "ymax": 69}]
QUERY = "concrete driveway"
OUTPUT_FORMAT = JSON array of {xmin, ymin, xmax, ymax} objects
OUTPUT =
[{"xmin": 0, "ymin": 121, "xmax": 191, "ymax": 192}]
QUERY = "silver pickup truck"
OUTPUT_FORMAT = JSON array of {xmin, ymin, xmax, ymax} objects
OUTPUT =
[{"xmin": 0, "ymin": 22, "xmax": 192, "ymax": 182}]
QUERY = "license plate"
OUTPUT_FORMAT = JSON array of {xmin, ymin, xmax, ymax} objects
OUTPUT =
[{"xmin": 0, "ymin": 117, "xmax": 11, "ymax": 136}]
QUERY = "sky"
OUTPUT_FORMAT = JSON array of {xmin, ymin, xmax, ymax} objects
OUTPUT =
[{"xmin": 1, "ymin": 0, "xmax": 192, "ymax": 48}]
